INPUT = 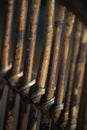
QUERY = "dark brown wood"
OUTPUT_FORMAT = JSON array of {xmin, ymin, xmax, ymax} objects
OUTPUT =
[
  {"xmin": 0, "ymin": 1, "xmax": 87, "ymax": 130},
  {"xmin": 17, "ymin": 1, "xmax": 41, "ymax": 130},
  {"xmin": 27, "ymin": 104, "xmax": 39, "ymax": 130},
  {"xmin": 59, "ymin": 19, "xmax": 83, "ymax": 129},
  {"xmin": 40, "ymin": 5, "xmax": 66, "ymax": 130},
  {"xmin": 31, "ymin": 0, "xmax": 55, "ymax": 104},
  {"xmin": 22, "ymin": 0, "xmax": 41, "ymax": 88},
  {"xmin": 27, "ymin": 1, "xmax": 55, "ymax": 130},
  {"xmin": 3, "ymin": 1, "xmax": 28, "ymax": 130},
  {"xmin": 67, "ymin": 26, "xmax": 87, "ymax": 130},
  {"xmin": 52, "ymin": 12, "xmax": 75, "ymax": 124},
  {"xmin": 76, "ymin": 63, "xmax": 87, "ymax": 130},
  {"xmin": 0, "ymin": 0, "xmax": 14, "ymax": 73},
  {"xmin": 0, "ymin": 0, "xmax": 14, "ymax": 103}
]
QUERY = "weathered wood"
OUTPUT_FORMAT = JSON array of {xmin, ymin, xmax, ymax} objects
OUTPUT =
[
  {"xmin": 30, "ymin": 0, "xmax": 55, "ymax": 103},
  {"xmin": 0, "ymin": 1, "xmax": 87, "ymax": 130},
  {"xmin": 59, "ymin": 19, "xmax": 83, "ymax": 128},
  {"xmin": 76, "ymin": 63, "xmax": 87, "ymax": 130},
  {"xmin": 67, "ymin": 26, "xmax": 87, "ymax": 130},
  {"xmin": 3, "ymin": 0, "xmax": 28, "ymax": 130},
  {"xmin": 16, "ymin": 1, "xmax": 41, "ymax": 130},
  {"xmin": 0, "ymin": 0, "xmax": 14, "ymax": 103},
  {"xmin": 0, "ymin": 0, "xmax": 14, "ymax": 73},
  {"xmin": 40, "ymin": 5, "xmax": 66, "ymax": 130},
  {"xmin": 27, "ymin": 104, "xmax": 39, "ymax": 130},
  {"xmin": 27, "ymin": 1, "xmax": 55, "ymax": 130},
  {"xmin": 51, "ymin": 12, "xmax": 75, "ymax": 124}
]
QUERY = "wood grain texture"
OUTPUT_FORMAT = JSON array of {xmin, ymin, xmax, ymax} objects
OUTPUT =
[{"xmin": 67, "ymin": 26, "xmax": 87, "ymax": 130}]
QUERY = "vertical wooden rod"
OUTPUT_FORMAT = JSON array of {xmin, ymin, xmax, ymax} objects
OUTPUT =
[
  {"xmin": 59, "ymin": 19, "xmax": 83, "ymax": 129},
  {"xmin": 40, "ymin": 5, "xmax": 66, "ymax": 130},
  {"xmin": 51, "ymin": 12, "xmax": 75, "ymax": 124},
  {"xmin": 67, "ymin": 26, "xmax": 87, "ymax": 130},
  {"xmin": 3, "ymin": 0, "xmax": 28, "ymax": 130},
  {"xmin": 17, "ymin": 1, "xmax": 41, "ymax": 130}
]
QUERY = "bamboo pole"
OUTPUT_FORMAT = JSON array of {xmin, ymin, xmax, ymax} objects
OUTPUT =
[
  {"xmin": 76, "ymin": 63, "xmax": 87, "ymax": 130},
  {"xmin": 39, "ymin": 5, "xmax": 66, "ymax": 130},
  {"xmin": 67, "ymin": 26, "xmax": 87, "ymax": 130},
  {"xmin": 51, "ymin": 12, "xmax": 75, "ymax": 124},
  {"xmin": 3, "ymin": 1, "xmax": 28, "ymax": 130},
  {"xmin": 16, "ymin": 1, "xmax": 41, "ymax": 130},
  {"xmin": 0, "ymin": 0, "xmax": 14, "ymax": 103},
  {"xmin": 27, "ymin": 1, "xmax": 55, "ymax": 130},
  {"xmin": 59, "ymin": 19, "xmax": 83, "ymax": 129},
  {"xmin": 30, "ymin": 0, "xmax": 55, "ymax": 103},
  {"xmin": 0, "ymin": 0, "xmax": 14, "ymax": 73}
]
